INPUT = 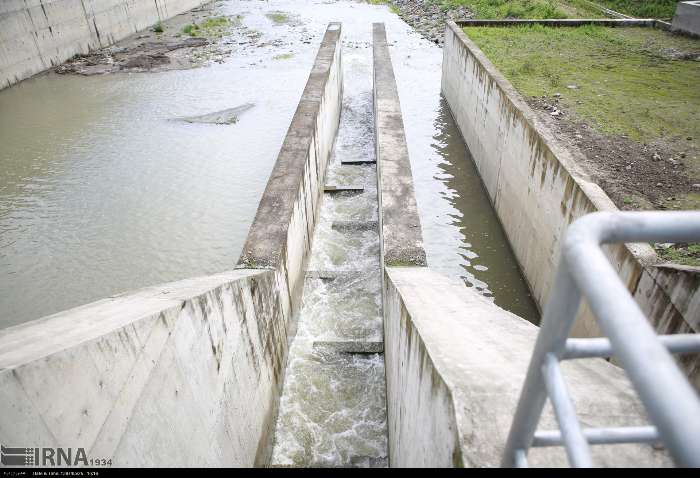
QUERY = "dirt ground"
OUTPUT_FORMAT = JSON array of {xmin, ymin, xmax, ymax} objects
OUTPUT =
[
  {"xmin": 528, "ymin": 96, "xmax": 698, "ymax": 211},
  {"xmin": 528, "ymin": 96, "xmax": 700, "ymax": 265},
  {"xmin": 54, "ymin": 3, "xmax": 251, "ymax": 75}
]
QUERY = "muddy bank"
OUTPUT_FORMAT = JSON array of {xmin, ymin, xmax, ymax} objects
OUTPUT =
[{"xmin": 55, "ymin": 3, "xmax": 251, "ymax": 75}]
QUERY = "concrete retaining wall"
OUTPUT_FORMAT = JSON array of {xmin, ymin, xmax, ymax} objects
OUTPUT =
[
  {"xmin": 0, "ymin": 0, "xmax": 206, "ymax": 90},
  {"xmin": 0, "ymin": 24, "xmax": 343, "ymax": 466},
  {"xmin": 238, "ymin": 22, "xmax": 342, "ymax": 310},
  {"xmin": 441, "ymin": 21, "xmax": 700, "ymax": 384}
]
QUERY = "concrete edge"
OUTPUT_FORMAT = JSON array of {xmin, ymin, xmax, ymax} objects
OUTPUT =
[
  {"xmin": 0, "ymin": 267, "xmax": 294, "ymax": 466},
  {"xmin": 0, "ymin": 269, "xmax": 267, "ymax": 370},
  {"xmin": 372, "ymin": 22, "xmax": 427, "ymax": 267},
  {"xmin": 237, "ymin": 22, "xmax": 342, "ymax": 270}
]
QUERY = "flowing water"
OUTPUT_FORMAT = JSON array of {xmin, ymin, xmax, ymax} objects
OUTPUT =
[{"xmin": 270, "ymin": 52, "xmax": 387, "ymax": 465}]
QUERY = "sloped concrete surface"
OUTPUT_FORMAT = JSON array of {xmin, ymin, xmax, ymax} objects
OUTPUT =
[
  {"xmin": 383, "ymin": 266, "xmax": 672, "ymax": 467},
  {"xmin": 0, "ymin": 269, "xmax": 289, "ymax": 466}
]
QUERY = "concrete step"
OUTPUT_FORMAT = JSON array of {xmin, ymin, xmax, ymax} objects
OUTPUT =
[
  {"xmin": 305, "ymin": 270, "xmax": 365, "ymax": 281},
  {"xmin": 331, "ymin": 220, "xmax": 379, "ymax": 233},
  {"xmin": 324, "ymin": 185, "xmax": 365, "ymax": 193},
  {"xmin": 313, "ymin": 340, "xmax": 384, "ymax": 354},
  {"xmin": 340, "ymin": 159, "xmax": 376, "ymax": 165},
  {"xmin": 269, "ymin": 456, "xmax": 387, "ymax": 468}
]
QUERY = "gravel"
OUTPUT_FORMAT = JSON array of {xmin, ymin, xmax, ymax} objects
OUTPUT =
[{"xmin": 389, "ymin": 0, "xmax": 473, "ymax": 45}]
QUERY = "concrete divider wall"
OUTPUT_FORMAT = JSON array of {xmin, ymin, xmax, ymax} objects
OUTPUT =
[
  {"xmin": 441, "ymin": 21, "xmax": 700, "ymax": 384},
  {"xmin": 0, "ymin": 0, "xmax": 206, "ymax": 90},
  {"xmin": 0, "ymin": 24, "xmax": 343, "ymax": 466},
  {"xmin": 372, "ymin": 23, "xmax": 426, "ymax": 268},
  {"xmin": 238, "ymin": 22, "xmax": 343, "ymax": 311}
]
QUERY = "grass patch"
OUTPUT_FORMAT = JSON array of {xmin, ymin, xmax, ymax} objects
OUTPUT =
[
  {"xmin": 441, "ymin": 0, "xmax": 569, "ymax": 19},
  {"xmin": 182, "ymin": 23, "xmax": 199, "ymax": 36},
  {"xmin": 464, "ymin": 25, "xmax": 700, "ymax": 142},
  {"xmin": 182, "ymin": 16, "xmax": 232, "ymax": 37},
  {"xmin": 593, "ymin": 0, "xmax": 678, "ymax": 19},
  {"xmin": 655, "ymin": 243, "xmax": 700, "ymax": 266},
  {"xmin": 266, "ymin": 11, "xmax": 290, "ymax": 24},
  {"xmin": 152, "ymin": 22, "xmax": 164, "ymax": 33},
  {"xmin": 273, "ymin": 53, "xmax": 295, "ymax": 60},
  {"xmin": 437, "ymin": 0, "xmax": 676, "ymax": 19}
]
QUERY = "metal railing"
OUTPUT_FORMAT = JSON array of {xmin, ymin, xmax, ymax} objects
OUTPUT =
[{"xmin": 501, "ymin": 211, "xmax": 700, "ymax": 467}]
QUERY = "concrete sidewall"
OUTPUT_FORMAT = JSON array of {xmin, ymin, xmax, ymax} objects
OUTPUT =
[{"xmin": 441, "ymin": 22, "xmax": 700, "ymax": 377}]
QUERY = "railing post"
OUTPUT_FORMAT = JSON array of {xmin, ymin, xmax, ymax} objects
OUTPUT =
[{"xmin": 501, "ymin": 260, "xmax": 582, "ymax": 466}]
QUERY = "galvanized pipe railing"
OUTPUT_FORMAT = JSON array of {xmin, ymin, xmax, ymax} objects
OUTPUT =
[{"xmin": 502, "ymin": 211, "xmax": 700, "ymax": 468}]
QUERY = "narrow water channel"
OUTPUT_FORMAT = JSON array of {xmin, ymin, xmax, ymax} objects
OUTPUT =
[
  {"xmin": 270, "ymin": 40, "xmax": 386, "ymax": 467},
  {"xmin": 0, "ymin": 0, "xmax": 537, "ymax": 329}
]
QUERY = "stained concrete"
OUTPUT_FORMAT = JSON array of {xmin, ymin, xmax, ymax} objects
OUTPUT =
[
  {"xmin": 441, "ymin": 21, "xmax": 700, "ymax": 385},
  {"xmin": 0, "ymin": 270, "xmax": 290, "ymax": 466},
  {"xmin": 673, "ymin": 1, "xmax": 700, "ymax": 36},
  {"xmin": 0, "ymin": 0, "xmax": 207, "ymax": 90},
  {"xmin": 372, "ymin": 23, "xmax": 426, "ymax": 267},
  {"xmin": 383, "ymin": 266, "xmax": 672, "ymax": 467}
]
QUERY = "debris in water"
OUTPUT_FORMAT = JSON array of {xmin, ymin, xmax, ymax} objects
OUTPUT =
[{"xmin": 176, "ymin": 103, "xmax": 255, "ymax": 124}]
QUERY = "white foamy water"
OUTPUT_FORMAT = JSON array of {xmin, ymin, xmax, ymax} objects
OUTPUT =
[{"xmin": 270, "ymin": 43, "xmax": 387, "ymax": 468}]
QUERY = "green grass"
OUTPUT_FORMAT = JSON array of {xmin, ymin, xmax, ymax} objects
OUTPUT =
[
  {"xmin": 435, "ymin": 0, "xmax": 677, "ymax": 19},
  {"xmin": 465, "ymin": 25, "xmax": 700, "ymax": 143},
  {"xmin": 441, "ymin": 0, "xmax": 569, "ymax": 19},
  {"xmin": 266, "ymin": 11, "xmax": 290, "ymax": 24},
  {"xmin": 656, "ymin": 243, "xmax": 700, "ymax": 266},
  {"xmin": 272, "ymin": 53, "xmax": 295, "ymax": 60},
  {"xmin": 592, "ymin": 1, "xmax": 678, "ymax": 19},
  {"xmin": 182, "ymin": 23, "xmax": 199, "ymax": 36},
  {"xmin": 182, "ymin": 16, "xmax": 232, "ymax": 37},
  {"xmin": 152, "ymin": 22, "xmax": 164, "ymax": 33}
]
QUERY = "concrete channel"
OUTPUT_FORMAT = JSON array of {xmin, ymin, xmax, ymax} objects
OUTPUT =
[{"xmin": 0, "ymin": 3, "xmax": 693, "ymax": 469}]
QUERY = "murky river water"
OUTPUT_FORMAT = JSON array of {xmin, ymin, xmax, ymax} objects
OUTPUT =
[{"xmin": 0, "ymin": 0, "xmax": 538, "ymax": 328}]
